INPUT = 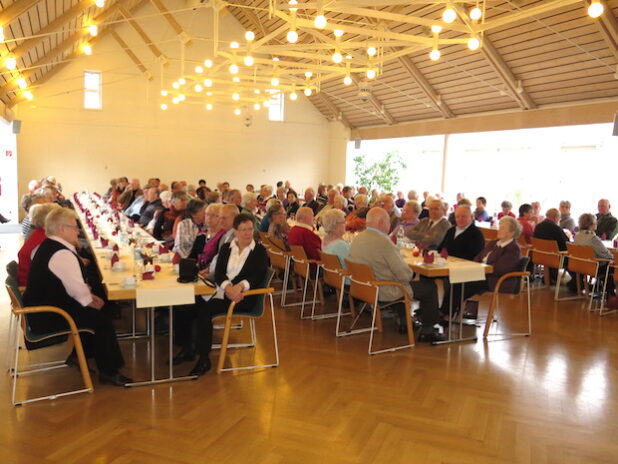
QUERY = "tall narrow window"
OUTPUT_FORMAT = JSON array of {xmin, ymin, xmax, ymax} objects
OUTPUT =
[
  {"xmin": 265, "ymin": 89, "xmax": 284, "ymax": 122},
  {"xmin": 84, "ymin": 70, "xmax": 102, "ymax": 109}
]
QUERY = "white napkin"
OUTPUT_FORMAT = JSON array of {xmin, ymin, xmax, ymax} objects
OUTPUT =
[
  {"xmin": 448, "ymin": 261, "xmax": 486, "ymax": 284},
  {"xmin": 136, "ymin": 286, "xmax": 194, "ymax": 308}
]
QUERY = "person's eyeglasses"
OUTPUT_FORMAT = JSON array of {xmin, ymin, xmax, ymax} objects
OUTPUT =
[{"xmin": 62, "ymin": 223, "xmax": 79, "ymax": 229}]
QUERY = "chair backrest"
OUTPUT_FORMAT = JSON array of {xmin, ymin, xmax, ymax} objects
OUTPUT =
[
  {"xmin": 258, "ymin": 231, "xmax": 269, "ymax": 242},
  {"xmin": 290, "ymin": 245, "xmax": 310, "ymax": 279},
  {"xmin": 480, "ymin": 228, "xmax": 498, "ymax": 242},
  {"xmin": 243, "ymin": 268, "xmax": 276, "ymax": 318},
  {"xmin": 566, "ymin": 243, "xmax": 598, "ymax": 276},
  {"xmin": 266, "ymin": 247, "xmax": 288, "ymax": 272},
  {"xmin": 531, "ymin": 237, "xmax": 562, "ymax": 269},
  {"xmin": 345, "ymin": 259, "xmax": 378, "ymax": 306},
  {"xmin": 320, "ymin": 251, "xmax": 344, "ymax": 289},
  {"xmin": 5, "ymin": 275, "xmax": 23, "ymax": 309},
  {"xmin": 269, "ymin": 236, "xmax": 288, "ymax": 252},
  {"xmin": 612, "ymin": 250, "xmax": 618, "ymax": 283},
  {"xmin": 6, "ymin": 260, "xmax": 18, "ymax": 281}
]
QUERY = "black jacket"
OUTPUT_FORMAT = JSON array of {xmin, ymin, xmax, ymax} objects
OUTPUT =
[
  {"xmin": 533, "ymin": 219, "xmax": 568, "ymax": 251},
  {"xmin": 438, "ymin": 224, "xmax": 485, "ymax": 261}
]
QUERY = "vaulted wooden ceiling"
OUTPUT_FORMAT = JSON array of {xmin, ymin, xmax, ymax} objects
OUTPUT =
[{"xmin": 1, "ymin": 0, "xmax": 618, "ymax": 129}]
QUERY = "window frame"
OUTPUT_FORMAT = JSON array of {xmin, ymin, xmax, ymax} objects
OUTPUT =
[{"xmin": 83, "ymin": 70, "xmax": 102, "ymax": 110}]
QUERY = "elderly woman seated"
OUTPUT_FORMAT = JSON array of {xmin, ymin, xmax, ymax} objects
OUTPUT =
[
  {"xmin": 345, "ymin": 193, "xmax": 370, "ymax": 232},
  {"xmin": 441, "ymin": 216, "xmax": 523, "ymax": 319},
  {"xmin": 267, "ymin": 203, "xmax": 291, "ymax": 250},
  {"xmin": 17, "ymin": 203, "xmax": 61, "ymax": 285},
  {"xmin": 286, "ymin": 190, "xmax": 300, "ymax": 217},
  {"xmin": 321, "ymin": 209, "xmax": 349, "ymax": 267},
  {"xmin": 259, "ymin": 199, "xmax": 281, "ymax": 232},
  {"xmin": 573, "ymin": 213, "xmax": 615, "ymax": 296},
  {"xmin": 172, "ymin": 199, "xmax": 206, "ymax": 259}
]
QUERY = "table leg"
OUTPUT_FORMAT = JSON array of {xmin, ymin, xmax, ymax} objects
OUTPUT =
[{"xmin": 433, "ymin": 282, "xmax": 478, "ymax": 345}]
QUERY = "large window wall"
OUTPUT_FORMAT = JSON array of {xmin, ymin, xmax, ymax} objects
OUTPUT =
[{"xmin": 346, "ymin": 123, "xmax": 617, "ymax": 218}]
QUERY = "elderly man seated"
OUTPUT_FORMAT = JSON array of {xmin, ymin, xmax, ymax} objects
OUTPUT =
[
  {"xmin": 348, "ymin": 208, "xmax": 443, "ymax": 342},
  {"xmin": 559, "ymin": 200, "xmax": 576, "ymax": 232},
  {"xmin": 138, "ymin": 187, "xmax": 163, "ymax": 227},
  {"xmin": 288, "ymin": 206, "xmax": 321, "ymax": 261},
  {"xmin": 22, "ymin": 208, "xmax": 131, "ymax": 386},
  {"xmin": 302, "ymin": 188, "xmax": 321, "ymax": 215},
  {"xmin": 438, "ymin": 205, "xmax": 485, "ymax": 261},
  {"xmin": 596, "ymin": 198, "xmax": 617, "ymax": 240},
  {"xmin": 405, "ymin": 199, "xmax": 451, "ymax": 249},
  {"xmin": 118, "ymin": 178, "xmax": 142, "ymax": 211}
]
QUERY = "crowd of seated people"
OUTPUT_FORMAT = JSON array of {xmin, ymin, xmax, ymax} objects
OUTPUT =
[{"xmin": 15, "ymin": 174, "xmax": 618, "ymax": 384}]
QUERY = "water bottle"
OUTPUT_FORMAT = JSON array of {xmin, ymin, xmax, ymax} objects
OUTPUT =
[{"xmin": 396, "ymin": 226, "xmax": 405, "ymax": 247}]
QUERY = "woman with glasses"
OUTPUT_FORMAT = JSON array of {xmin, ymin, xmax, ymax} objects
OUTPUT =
[{"xmin": 321, "ymin": 209, "xmax": 349, "ymax": 268}]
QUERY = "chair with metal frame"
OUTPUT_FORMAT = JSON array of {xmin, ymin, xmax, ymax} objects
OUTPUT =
[
  {"xmin": 319, "ymin": 251, "xmax": 352, "ymax": 329},
  {"xmin": 213, "ymin": 268, "xmax": 279, "ymax": 374},
  {"xmin": 600, "ymin": 250, "xmax": 618, "ymax": 316},
  {"xmin": 289, "ymin": 245, "xmax": 324, "ymax": 319},
  {"xmin": 5, "ymin": 261, "xmax": 19, "ymax": 372},
  {"xmin": 344, "ymin": 259, "xmax": 415, "ymax": 355},
  {"xmin": 483, "ymin": 257, "xmax": 532, "ymax": 339},
  {"xmin": 530, "ymin": 237, "xmax": 567, "ymax": 300},
  {"xmin": 565, "ymin": 243, "xmax": 609, "ymax": 311},
  {"xmin": 5, "ymin": 277, "xmax": 94, "ymax": 406},
  {"xmin": 265, "ymin": 245, "xmax": 294, "ymax": 305}
]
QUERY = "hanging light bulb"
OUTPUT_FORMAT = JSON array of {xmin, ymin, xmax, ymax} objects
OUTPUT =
[
  {"xmin": 304, "ymin": 87, "xmax": 313, "ymax": 96},
  {"xmin": 287, "ymin": 29, "xmax": 299, "ymax": 43},
  {"xmin": 288, "ymin": 0, "xmax": 298, "ymax": 11},
  {"xmin": 232, "ymin": 76, "xmax": 241, "ymax": 83},
  {"xmin": 229, "ymin": 63, "xmax": 239, "ymax": 74},
  {"xmin": 230, "ymin": 41, "xmax": 240, "ymax": 49},
  {"xmin": 204, "ymin": 78, "xmax": 213, "ymax": 87},
  {"xmin": 253, "ymin": 103, "xmax": 261, "ymax": 110},
  {"xmin": 469, "ymin": 6, "xmax": 482, "ymax": 21},
  {"xmin": 204, "ymin": 59, "xmax": 213, "ymax": 68},
  {"xmin": 245, "ymin": 31, "xmax": 255, "ymax": 41},
  {"xmin": 243, "ymin": 55, "xmax": 254, "ymax": 66},
  {"xmin": 442, "ymin": 6, "xmax": 457, "ymax": 23},
  {"xmin": 0, "ymin": 26, "xmax": 4, "ymax": 42},
  {"xmin": 172, "ymin": 82, "xmax": 180, "ymax": 89},
  {"xmin": 206, "ymin": 91, "xmax": 213, "ymax": 96},
  {"xmin": 23, "ymin": 90, "xmax": 33, "ymax": 101},
  {"xmin": 333, "ymin": 29, "xmax": 344, "ymax": 38},
  {"xmin": 271, "ymin": 76, "xmax": 280, "ymax": 86},
  {"xmin": 234, "ymin": 108, "xmax": 242, "ymax": 115},
  {"xmin": 367, "ymin": 46, "xmax": 377, "ymax": 57},
  {"xmin": 588, "ymin": 0, "xmax": 604, "ymax": 18},
  {"xmin": 195, "ymin": 65, "xmax": 204, "ymax": 73},
  {"xmin": 161, "ymin": 90, "xmax": 168, "ymax": 97},
  {"xmin": 429, "ymin": 49, "xmax": 441, "ymax": 61},
  {"xmin": 16, "ymin": 77, "xmax": 27, "ymax": 89},
  {"xmin": 160, "ymin": 103, "xmax": 168, "ymax": 110},
  {"xmin": 172, "ymin": 97, "xmax": 180, "ymax": 104},
  {"xmin": 194, "ymin": 84, "xmax": 203, "ymax": 92},
  {"xmin": 95, "ymin": 0, "xmax": 105, "ymax": 7},
  {"xmin": 467, "ymin": 37, "xmax": 480, "ymax": 51},
  {"xmin": 366, "ymin": 68, "xmax": 376, "ymax": 79},
  {"xmin": 89, "ymin": 24, "xmax": 98, "ymax": 37},
  {"xmin": 431, "ymin": 25, "xmax": 443, "ymax": 34},
  {"xmin": 343, "ymin": 75, "xmax": 352, "ymax": 85},
  {"xmin": 205, "ymin": 103, "xmax": 213, "ymax": 110},
  {"xmin": 305, "ymin": 71, "xmax": 313, "ymax": 78},
  {"xmin": 5, "ymin": 56, "xmax": 16, "ymax": 70},
  {"xmin": 178, "ymin": 94, "xmax": 186, "ymax": 101},
  {"xmin": 290, "ymin": 91, "xmax": 298, "ymax": 101},
  {"xmin": 314, "ymin": 14, "xmax": 327, "ymax": 29},
  {"xmin": 83, "ymin": 44, "xmax": 92, "ymax": 55},
  {"xmin": 332, "ymin": 51, "xmax": 343, "ymax": 63},
  {"xmin": 178, "ymin": 77, "xmax": 186, "ymax": 85},
  {"xmin": 254, "ymin": 89, "xmax": 261, "ymax": 94},
  {"xmin": 232, "ymin": 92, "xmax": 240, "ymax": 101}
]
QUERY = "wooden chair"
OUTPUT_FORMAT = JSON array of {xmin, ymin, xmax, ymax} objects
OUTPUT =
[
  {"xmin": 480, "ymin": 227, "xmax": 498, "ymax": 242},
  {"xmin": 517, "ymin": 235, "xmax": 531, "ymax": 257},
  {"xmin": 565, "ymin": 243, "xmax": 609, "ymax": 311},
  {"xmin": 5, "ymin": 277, "xmax": 94, "ymax": 406},
  {"xmin": 483, "ymin": 257, "xmax": 532, "ymax": 339},
  {"xmin": 530, "ymin": 238, "xmax": 567, "ymax": 300},
  {"xmin": 212, "ymin": 268, "xmax": 279, "ymax": 374},
  {"xmin": 319, "ymin": 252, "xmax": 352, "ymax": 332},
  {"xmin": 289, "ymin": 245, "xmax": 324, "ymax": 319},
  {"xmin": 265, "ymin": 245, "xmax": 293, "ymax": 305},
  {"xmin": 344, "ymin": 259, "xmax": 415, "ymax": 355},
  {"xmin": 600, "ymin": 250, "xmax": 618, "ymax": 316}
]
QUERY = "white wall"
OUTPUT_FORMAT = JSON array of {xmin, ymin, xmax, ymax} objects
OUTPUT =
[{"xmin": 15, "ymin": 3, "xmax": 343, "ymax": 197}]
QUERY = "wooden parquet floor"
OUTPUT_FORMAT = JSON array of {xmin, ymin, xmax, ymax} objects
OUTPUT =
[{"xmin": 1, "ymin": 232, "xmax": 617, "ymax": 464}]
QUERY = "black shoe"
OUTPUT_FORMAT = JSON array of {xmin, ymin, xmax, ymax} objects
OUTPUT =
[
  {"xmin": 99, "ymin": 372, "xmax": 133, "ymax": 386},
  {"xmin": 170, "ymin": 349, "xmax": 195, "ymax": 366},
  {"xmin": 65, "ymin": 353, "xmax": 96, "ymax": 376},
  {"xmin": 189, "ymin": 358, "xmax": 212, "ymax": 377},
  {"xmin": 418, "ymin": 331, "xmax": 446, "ymax": 343}
]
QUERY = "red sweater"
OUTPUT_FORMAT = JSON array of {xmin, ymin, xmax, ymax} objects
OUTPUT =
[
  {"xmin": 288, "ymin": 225, "xmax": 321, "ymax": 261},
  {"xmin": 18, "ymin": 228, "xmax": 47, "ymax": 285}
]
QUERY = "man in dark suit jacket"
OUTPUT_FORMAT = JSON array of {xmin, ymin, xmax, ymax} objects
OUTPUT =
[
  {"xmin": 438, "ymin": 206, "xmax": 485, "ymax": 316},
  {"xmin": 533, "ymin": 208, "xmax": 572, "ymax": 286},
  {"xmin": 438, "ymin": 206, "xmax": 485, "ymax": 260}
]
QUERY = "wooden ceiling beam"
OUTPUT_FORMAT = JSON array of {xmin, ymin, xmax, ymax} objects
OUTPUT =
[
  {"xmin": 149, "ymin": 0, "xmax": 191, "ymax": 45},
  {"xmin": 589, "ymin": 0, "xmax": 618, "ymax": 61},
  {"xmin": 0, "ymin": 0, "xmax": 41, "ymax": 27},
  {"xmin": 119, "ymin": 6, "xmax": 167, "ymax": 63},
  {"xmin": 5, "ymin": 0, "xmax": 92, "ymax": 61},
  {"xmin": 398, "ymin": 55, "xmax": 453, "ymax": 118},
  {"xmin": 111, "ymin": 30, "xmax": 152, "ymax": 79},
  {"xmin": 314, "ymin": 92, "xmax": 352, "ymax": 129},
  {"xmin": 351, "ymin": 75, "xmax": 394, "ymax": 124},
  {"xmin": 230, "ymin": 5, "xmax": 266, "ymax": 39}
]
